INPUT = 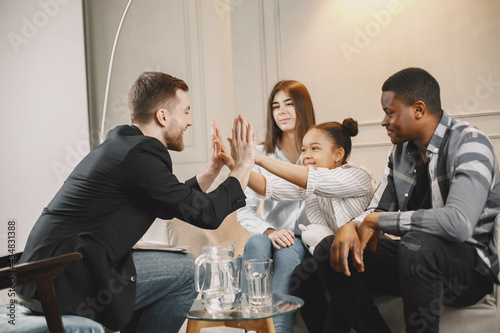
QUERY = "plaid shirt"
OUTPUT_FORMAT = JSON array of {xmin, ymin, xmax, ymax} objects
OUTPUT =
[{"xmin": 355, "ymin": 111, "xmax": 500, "ymax": 283}]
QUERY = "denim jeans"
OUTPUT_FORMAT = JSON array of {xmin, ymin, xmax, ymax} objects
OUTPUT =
[
  {"xmin": 241, "ymin": 234, "xmax": 306, "ymax": 333},
  {"xmin": 314, "ymin": 232, "xmax": 493, "ymax": 333},
  {"xmin": 131, "ymin": 250, "xmax": 198, "ymax": 333}
]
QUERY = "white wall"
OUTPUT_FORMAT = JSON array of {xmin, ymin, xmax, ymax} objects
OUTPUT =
[
  {"xmin": 230, "ymin": 0, "xmax": 500, "ymax": 180},
  {"xmin": 84, "ymin": 0, "xmax": 236, "ymax": 182},
  {"xmin": 0, "ymin": 0, "xmax": 89, "ymax": 254},
  {"xmin": 2, "ymin": 0, "xmax": 499, "ymax": 253}
]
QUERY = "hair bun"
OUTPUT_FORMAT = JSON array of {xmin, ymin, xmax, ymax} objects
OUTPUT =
[{"xmin": 341, "ymin": 118, "xmax": 358, "ymax": 137}]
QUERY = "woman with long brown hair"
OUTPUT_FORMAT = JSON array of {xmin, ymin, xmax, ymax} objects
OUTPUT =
[{"xmin": 237, "ymin": 80, "xmax": 316, "ymax": 333}]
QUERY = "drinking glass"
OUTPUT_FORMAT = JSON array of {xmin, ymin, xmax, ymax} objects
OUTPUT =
[{"xmin": 244, "ymin": 259, "xmax": 273, "ymax": 308}]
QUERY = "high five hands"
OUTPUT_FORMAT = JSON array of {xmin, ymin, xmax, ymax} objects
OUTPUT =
[
  {"xmin": 230, "ymin": 114, "xmax": 256, "ymax": 169},
  {"xmin": 210, "ymin": 114, "xmax": 256, "ymax": 189},
  {"xmin": 211, "ymin": 115, "xmax": 256, "ymax": 171},
  {"xmin": 330, "ymin": 212, "xmax": 381, "ymax": 276},
  {"xmin": 211, "ymin": 117, "xmax": 295, "ymax": 251}
]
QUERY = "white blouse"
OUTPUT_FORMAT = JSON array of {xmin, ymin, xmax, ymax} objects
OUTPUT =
[
  {"xmin": 237, "ymin": 145, "xmax": 306, "ymax": 234},
  {"xmin": 263, "ymin": 163, "xmax": 376, "ymax": 233}
]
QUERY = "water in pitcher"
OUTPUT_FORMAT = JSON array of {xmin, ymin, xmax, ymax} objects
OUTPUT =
[
  {"xmin": 195, "ymin": 241, "xmax": 242, "ymax": 314},
  {"xmin": 202, "ymin": 287, "xmax": 242, "ymax": 313}
]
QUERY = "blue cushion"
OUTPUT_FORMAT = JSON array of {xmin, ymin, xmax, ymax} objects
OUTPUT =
[{"xmin": 0, "ymin": 303, "xmax": 105, "ymax": 333}]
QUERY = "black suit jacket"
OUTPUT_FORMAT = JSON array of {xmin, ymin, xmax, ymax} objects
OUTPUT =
[{"xmin": 18, "ymin": 125, "xmax": 246, "ymax": 330}]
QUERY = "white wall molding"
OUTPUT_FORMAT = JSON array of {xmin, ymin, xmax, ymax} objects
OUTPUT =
[
  {"xmin": 258, "ymin": 0, "xmax": 268, "ymax": 119},
  {"xmin": 168, "ymin": 0, "xmax": 207, "ymax": 164},
  {"xmin": 273, "ymin": 0, "xmax": 283, "ymax": 80},
  {"xmin": 354, "ymin": 110, "xmax": 500, "ymax": 149},
  {"xmin": 452, "ymin": 110, "xmax": 500, "ymax": 119},
  {"xmin": 257, "ymin": 0, "xmax": 283, "ymax": 123},
  {"xmin": 358, "ymin": 110, "xmax": 500, "ymax": 127}
]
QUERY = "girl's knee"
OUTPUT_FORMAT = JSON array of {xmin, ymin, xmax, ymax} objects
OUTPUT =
[
  {"xmin": 244, "ymin": 234, "xmax": 272, "ymax": 259},
  {"xmin": 274, "ymin": 239, "xmax": 306, "ymax": 260}
]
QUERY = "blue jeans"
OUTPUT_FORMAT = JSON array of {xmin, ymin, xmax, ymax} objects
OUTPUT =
[
  {"xmin": 242, "ymin": 234, "xmax": 306, "ymax": 333},
  {"xmin": 131, "ymin": 250, "xmax": 198, "ymax": 333}
]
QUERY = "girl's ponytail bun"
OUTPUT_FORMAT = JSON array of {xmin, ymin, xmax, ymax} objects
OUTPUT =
[{"xmin": 342, "ymin": 118, "xmax": 358, "ymax": 137}]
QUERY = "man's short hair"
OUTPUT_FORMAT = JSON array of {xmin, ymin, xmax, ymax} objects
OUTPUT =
[
  {"xmin": 129, "ymin": 72, "xmax": 189, "ymax": 124},
  {"xmin": 382, "ymin": 68, "xmax": 442, "ymax": 115}
]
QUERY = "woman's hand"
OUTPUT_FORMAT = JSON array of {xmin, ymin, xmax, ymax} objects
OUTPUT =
[
  {"xmin": 227, "ymin": 115, "xmax": 256, "ymax": 190},
  {"xmin": 212, "ymin": 120, "xmax": 236, "ymax": 170},
  {"xmin": 230, "ymin": 115, "xmax": 256, "ymax": 169},
  {"xmin": 264, "ymin": 228, "xmax": 295, "ymax": 249},
  {"xmin": 207, "ymin": 119, "xmax": 225, "ymax": 172}
]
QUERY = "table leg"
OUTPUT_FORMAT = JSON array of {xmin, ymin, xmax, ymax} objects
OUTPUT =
[
  {"xmin": 225, "ymin": 318, "xmax": 276, "ymax": 333},
  {"xmin": 186, "ymin": 319, "xmax": 222, "ymax": 333}
]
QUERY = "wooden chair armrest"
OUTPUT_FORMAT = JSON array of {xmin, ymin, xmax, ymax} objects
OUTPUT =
[
  {"xmin": 0, "ymin": 252, "xmax": 82, "ymax": 288},
  {"xmin": 0, "ymin": 252, "xmax": 83, "ymax": 333}
]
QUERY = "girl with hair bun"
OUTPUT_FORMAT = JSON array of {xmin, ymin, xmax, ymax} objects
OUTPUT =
[
  {"xmin": 245, "ymin": 118, "xmax": 375, "ymax": 243},
  {"xmin": 246, "ymin": 117, "xmax": 375, "ymax": 333},
  {"xmin": 218, "ymin": 117, "xmax": 375, "ymax": 332},
  {"xmin": 235, "ymin": 80, "xmax": 316, "ymax": 333}
]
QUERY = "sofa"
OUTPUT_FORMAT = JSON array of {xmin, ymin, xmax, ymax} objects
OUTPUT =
[
  {"xmin": 146, "ymin": 213, "xmax": 500, "ymax": 333},
  {"xmin": 142, "ymin": 212, "xmax": 251, "ymax": 257},
  {"xmin": 374, "ymin": 213, "xmax": 500, "ymax": 333}
]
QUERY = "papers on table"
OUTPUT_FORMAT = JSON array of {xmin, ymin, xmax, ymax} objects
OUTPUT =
[{"xmin": 133, "ymin": 240, "xmax": 188, "ymax": 253}]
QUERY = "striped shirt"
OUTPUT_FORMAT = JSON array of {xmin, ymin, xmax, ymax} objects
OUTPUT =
[
  {"xmin": 264, "ymin": 163, "xmax": 376, "ymax": 233},
  {"xmin": 354, "ymin": 111, "xmax": 500, "ymax": 283},
  {"xmin": 237, "ymin": 145, "xmax": 306, "ymax": 234}
]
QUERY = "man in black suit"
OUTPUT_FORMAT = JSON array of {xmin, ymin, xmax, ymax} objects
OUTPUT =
[{"xmin": 17, "ymin": 72, "xmax": 256, "ymax": 332}]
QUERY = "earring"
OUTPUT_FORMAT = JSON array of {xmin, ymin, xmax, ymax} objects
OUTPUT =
[{"xmin": 335, "ymin": 160, "xmax": 340, "ymax": 167}]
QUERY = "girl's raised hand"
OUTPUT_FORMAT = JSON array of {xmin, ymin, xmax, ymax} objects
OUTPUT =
[
  {"xmin": 230, "ymin": 114, "xmax": 256, "ymax": 168},
  {"xmin": 211, "ymin": 119, "xmax": 236, "ymax": 170},
  {"xmin": 208, "ymin": 119, "xmax": 225, "ymax": 172}
]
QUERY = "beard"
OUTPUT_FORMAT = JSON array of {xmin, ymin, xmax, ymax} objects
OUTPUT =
[{"xmin": 165, "ymin": 120, "xmax": 185, "ymax": 152}]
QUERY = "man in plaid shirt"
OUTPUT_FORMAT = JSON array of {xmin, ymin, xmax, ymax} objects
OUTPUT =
[{"xmin": 315, "ymin": 68, "xmax": 500, "ymax": 333}]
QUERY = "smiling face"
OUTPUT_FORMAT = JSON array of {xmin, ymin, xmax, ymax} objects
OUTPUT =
[
  {"xmin": 381, "ymin": 91, "xmax": 419, "ymax": 145},
  {"xmin": 300, "ymin": 128, "xmax": 340, "ymax": 169},
  {"xmin": 272, "ymin": 90, "xmax": 297, "ymax": 134},
  {"xmin": 164, "ymin": 89, "xmax": 193, "ymax": 151}
]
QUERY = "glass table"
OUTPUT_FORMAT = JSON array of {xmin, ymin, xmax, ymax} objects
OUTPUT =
[{"xmin": 174, "ymin": 293, "xmax": 304, "ymax": 333}]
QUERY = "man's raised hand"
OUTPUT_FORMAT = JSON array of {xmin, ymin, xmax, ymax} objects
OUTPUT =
[{"xmin": 227, "ymin": 114, "xmax": 256, "ymax": 190}]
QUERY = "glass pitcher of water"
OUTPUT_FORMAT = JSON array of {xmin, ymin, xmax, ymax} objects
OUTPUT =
[{"xmin": 194, "ymin": 241, "xmax": 242, "ymax": 314}]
